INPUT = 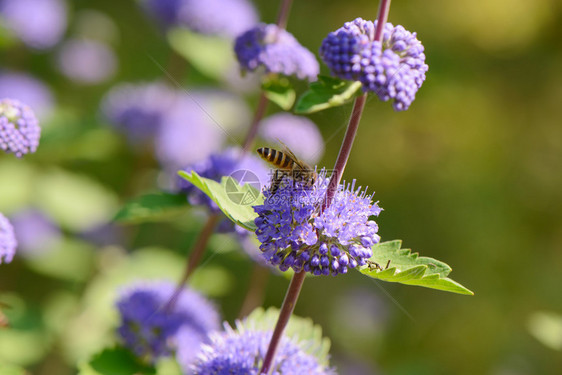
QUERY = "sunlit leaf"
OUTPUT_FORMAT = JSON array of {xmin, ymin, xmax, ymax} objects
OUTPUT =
[
  {"xmin": 295, "ymin": 76, "xmax": 362, "ymax": 114},
  {"xmin": 113, "ymin": 192, "xmax": 190, "ymax": 224},
  {"xmin": 528, "ymin": 311, "xmax": 562, "ymax": 351},
  {"xmin": 178, "ymin": 171, "xmax": 263, "ymax": 231},
  {"xmin": 261, "ymin": 77, "xmax": 296, "ymax": 110},
  {"xmin": 358, "ymin": 240, "xmax": 474, "ymax": 295},
  {"xmin": 167, "ymin": 28, "xmax": 233, "ymax": 80}
]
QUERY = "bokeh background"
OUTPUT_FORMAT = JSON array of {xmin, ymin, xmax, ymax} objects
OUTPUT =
[{"xmin": 1, "ymin": 0, "xmax": 562, "ymax": 374}]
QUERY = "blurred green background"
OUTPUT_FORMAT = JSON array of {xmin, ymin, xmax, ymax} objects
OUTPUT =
[{"xmin": 1, "ymin": 0, "xmax": 562, "ymax": 374}]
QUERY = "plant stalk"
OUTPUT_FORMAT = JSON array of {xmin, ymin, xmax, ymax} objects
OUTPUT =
[{"xmin": 258, "ymin": 271, "xmax": 306, "ymax": 374}]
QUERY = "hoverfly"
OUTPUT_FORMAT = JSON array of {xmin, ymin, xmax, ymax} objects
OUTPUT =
[{"xmin": 257, "ymin": 142, "xmax": 317, "ymax": 193}]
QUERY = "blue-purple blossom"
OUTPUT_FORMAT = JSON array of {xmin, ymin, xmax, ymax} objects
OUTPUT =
[
  {"xmin": 253, "ymin": 170, "xmax": 382, "ymax": 276},
  {"xmin": 0, "ymin": 98, "xmax": 41, "ymax": 157},
  {"xmin": 10, "ymin": 209, "xmax": 61, "ymax": 258},
  {"xmin": 176, "ymin": 0, "xmax": 258, "ymax": 38},
  {"xmin": 116, "ymin": 281, "xmax": 220, "ymax": 362},
  {"xmin": 101, "ymin": 82, "xmax": 178, "ymax": 144},
  {"xmin": 189, "ymin": 321, "xmax": 335, "ymax": 375},
  {"xmin": 0, "ymin": 72, "xmax": 54, "ymax": 119},
  {"xmin": 320, "ymin": 18, "xmax": 428, "ymax": 111},
  {"xmin": 141, "ymin": 0, "xmax": 257, "ymax": 38},
  {"xmin": 155, "ymin": 91, "xmax": 250, "ymax": 171},
  {"xmin": 0, "ymin": 213, "xmax": 17, "ymax": 264},
  {"xmin": 260, "ymin": 113, "xmax": 324, "ymax": 164},
  {"xmin": 56, "ymin": 39, "xmax": 117, "ymax": 84},
  {"xmin": 178, "ymin": 148, "xmax": 269, "ymax": 213},
  {"xmin": 235, "ymin": 23, "xmax": 320, "ymax": 81},
  {"xmin": 0, "ymin": 0, "xmax": 67, "ymax": 50}
]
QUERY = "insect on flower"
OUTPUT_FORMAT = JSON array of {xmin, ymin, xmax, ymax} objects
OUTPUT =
[{"xmin": 257, "ymin": 142, "xmax": 317, "ymax": 193}]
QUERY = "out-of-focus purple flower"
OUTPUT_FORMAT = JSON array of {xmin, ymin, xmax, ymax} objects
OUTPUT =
[
  {"xmin": 235, "ymin": 23, "xmax": 320, "ymax": 81},
  {"xmin": 189, "ymin": 320, "xmax": 336, "ymax": 374},
  {"xmin": 56, "ymin": 39, "xmax": 117, "ymax": 84},
  {"xmin": 176, "ymin": 0, "xmax": 258, "ymax": 38},
  {"xmin": 101, "ymin": 82, "xmax": 178, "ymax": 144},
  {"xmin": 178, "ymin": 148, "xmax": 269, "ymax": 213},
  {"xmin": 0, "ymin": 0, "xmax": 67, "ymax": 50},
  {"xmin": 320, "ymin": 18, "xmax": 428, "ymax": 111},
  {"xmin": 116, "ymin": 280, "xmax": 220, "ymax": 363},
  {"xmin": 155, "ymin": 90, "xmax": 250, "ymax": 170},
  {"xmin": 141, "ymin": 0, "xmax": 257, "ymax": 38},
  {"xmin": 79, "ymin": 222, "xmax": 124, "ymax": 248},
  {"xmin": 254, "ymin": 170, "xmax": 382, "ymax": 275},
  {"xmin": 141, "ymin": 0, "xmax": 182, "ymax": 27},
  {"xmin": 0, "ymin": 98, "xmax": 40, "ymax": 157},
  {"xmin": 0, "ymin": 213, "xmax": 17, "ymax": 264},
  {"xmin": 10, "ymin": 209, "xmax": 61, "ymax": 258},
  {"xmin": 260, "ymin": 113, "xmax": 324, "ymax": 164},
  {"xmin": 0, "ymin": 72, "xmax": 53, "ymax": 119}
]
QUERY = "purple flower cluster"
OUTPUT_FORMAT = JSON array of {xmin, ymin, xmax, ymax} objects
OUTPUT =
[
  {"xmin": 190, "ymin": 321, "xmax": 335, "ymax": 374},
  {"xmin": 235, "ymin": 23, "xmax": 320, "ymax": 81},
  {"xmin": 260, "ymin": 113, "xmax": 324, "ymax": 164},
  {"xmin": 254, "ymin": 170, "xmax": 382, "ymax": 276},
  {"xmin": 11, "ymin": 209, "xmax": 60, "ymax": 258},
  {"xmin": 116, "ymin": 281, "xmax": 220, "ymax": 362},
  {"xmin": 0, "ymin": 72, "xmax": 54, "ymax": 119},
  {"xmin": 178, "ymin": 148, "xmax": 268, "ymax": 213},
  {"xmin": 141, "ymin": 0, "xmax": 258, "ymax": 38},
  {"xmin": 101, "ymin": 82, "xmax": 178, "ymax": 144},
  {"xmin": 0, "ymin": 0, "xmax": 67, "ymax": 50},
  {"xmin": 56, "ymin": 39, "xmax": 117, "ymax": 84},
  {"xmin": 320, "ymin": 18, "xmax": 428, "ymax": 111},
  {"xmin": 0, "ymin": 98, "xmax": 40, "ymax": 157},
  {"xmin": 0, "ymin": 213, "xmax": 17, "ymax": 264}
]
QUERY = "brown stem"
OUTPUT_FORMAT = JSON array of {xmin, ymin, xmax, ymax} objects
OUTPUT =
[
  {"xmin": 374, "ymin": 0, "xmax": 392, "ymax": 41},
  {"xmin": 242, "ymin": 91, "xmax": 270, "ymax": 153},
  {"xmin": 258, "ymin": 271, "xmax": 306, "ymax": 374},
  {"xmin": 275, "ymin": 0, "xmax": 294, "ymax": 30},
  {"xmin": 238, "ymin": 264, "xmax": 270, "ymax": 318},
  {"xmin": 165, "ymin": 213, "xmax": 220, "ymax": 310},
  {"xmin": 324, "ymin": 94, "xmax": 367, "ymax": 208}
]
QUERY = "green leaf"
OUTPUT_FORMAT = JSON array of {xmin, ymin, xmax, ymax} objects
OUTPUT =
[
  {"xmin": 261, "ymin": 77, "xmax": 296, "ymax": 110},
  {"xmin": 78, "ymin": 347, "xmax": 156, "ymax": 375},
  {"xmin": 113, "ymin": 192, "xmax": 190, "ymax": 224},
  {"xmin": 295, "ymin": 75, "xmax": 362, "ymax": 114},
  {"xmin": 178, "ymin": 171, "xmax": 263, "ymax": 231},
  {"xmin": 528, "ymin": 311, "xmax": 562, "ymax": 351},
  {"xmin": 244, "ymin": 307, "xmax": 331, "ymax": 366},
  {"xmin": 167, "ymin": 28, "xmax": 233, "ymax": 80},
  {"xmin": 358, "ymin": 240, "xmax": 474, "ymax": 295},
  {"xmin": 0, "ymin": 363, "xmax": 27, "ymax": 375}
]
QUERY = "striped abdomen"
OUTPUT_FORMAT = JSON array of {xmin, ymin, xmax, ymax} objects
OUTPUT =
[{"xmin": 256, "ymin": 147, "xmax": 294, "ymax": 170}]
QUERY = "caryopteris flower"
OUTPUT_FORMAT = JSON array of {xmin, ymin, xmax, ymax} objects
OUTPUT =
[
  {"xmin": 0, "ymin": 72, "xmax": 54, "ymax": 119},
  {"xmin": 235, "ymin": 23, "xmax": 320, "ymax": 81},
  {"xmin": 260, "ymin": 113, "xmax": 324, "ymax": 164},
  {"xmin": 320, "ymin": 18, "xmax": 428, "ymax": 111},
  {"xmin": 0, "ymin": 0, "xmax": 67, "ymax": 50},
  {"xmin": 0, "ymin": 213, "xmax": 17, "ymax": 264},
  {"xmin": 254, "ymin": 170, "xmax": 382, "ymax": 276},
  {"xmin": 116, "ymin": 281, "xmax": 220, "ymax": 362},
  {"xmin": 189, "ymin": 321, "xmax": 335, "ymax": 374},
  {"xmin": 176, "ymin": 0, "xmax": 258, "ymax": 38},
  {"xmin": 56, "ymin": 39, "xmax": 117, "ymax": 84},
  {"xmin": 101, "ymin": 82, "xmax": 177, "ymax": 143},
  {"xmin": 0, "ymin": 98, "xmax": 40, "ymax": 157}
]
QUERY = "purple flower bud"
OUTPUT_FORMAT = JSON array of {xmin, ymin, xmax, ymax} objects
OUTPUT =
[
  {"xmin": 310, "ymin": 254, "xmax": 320, "ymax": 267},
  {"xmin": 319, "ymin": 243, "xmax": 329, "ymax": 255},
  {"xmin": 0, "ymin": 98, "xmax": 40, "ymax": 157},
  {"xmin": 235, "ymin": 23, "xmax": 320, "ymax": 81},
  {"xmin": 330, "ymin": 245, "xmax": 341, "ymax": 257}
]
